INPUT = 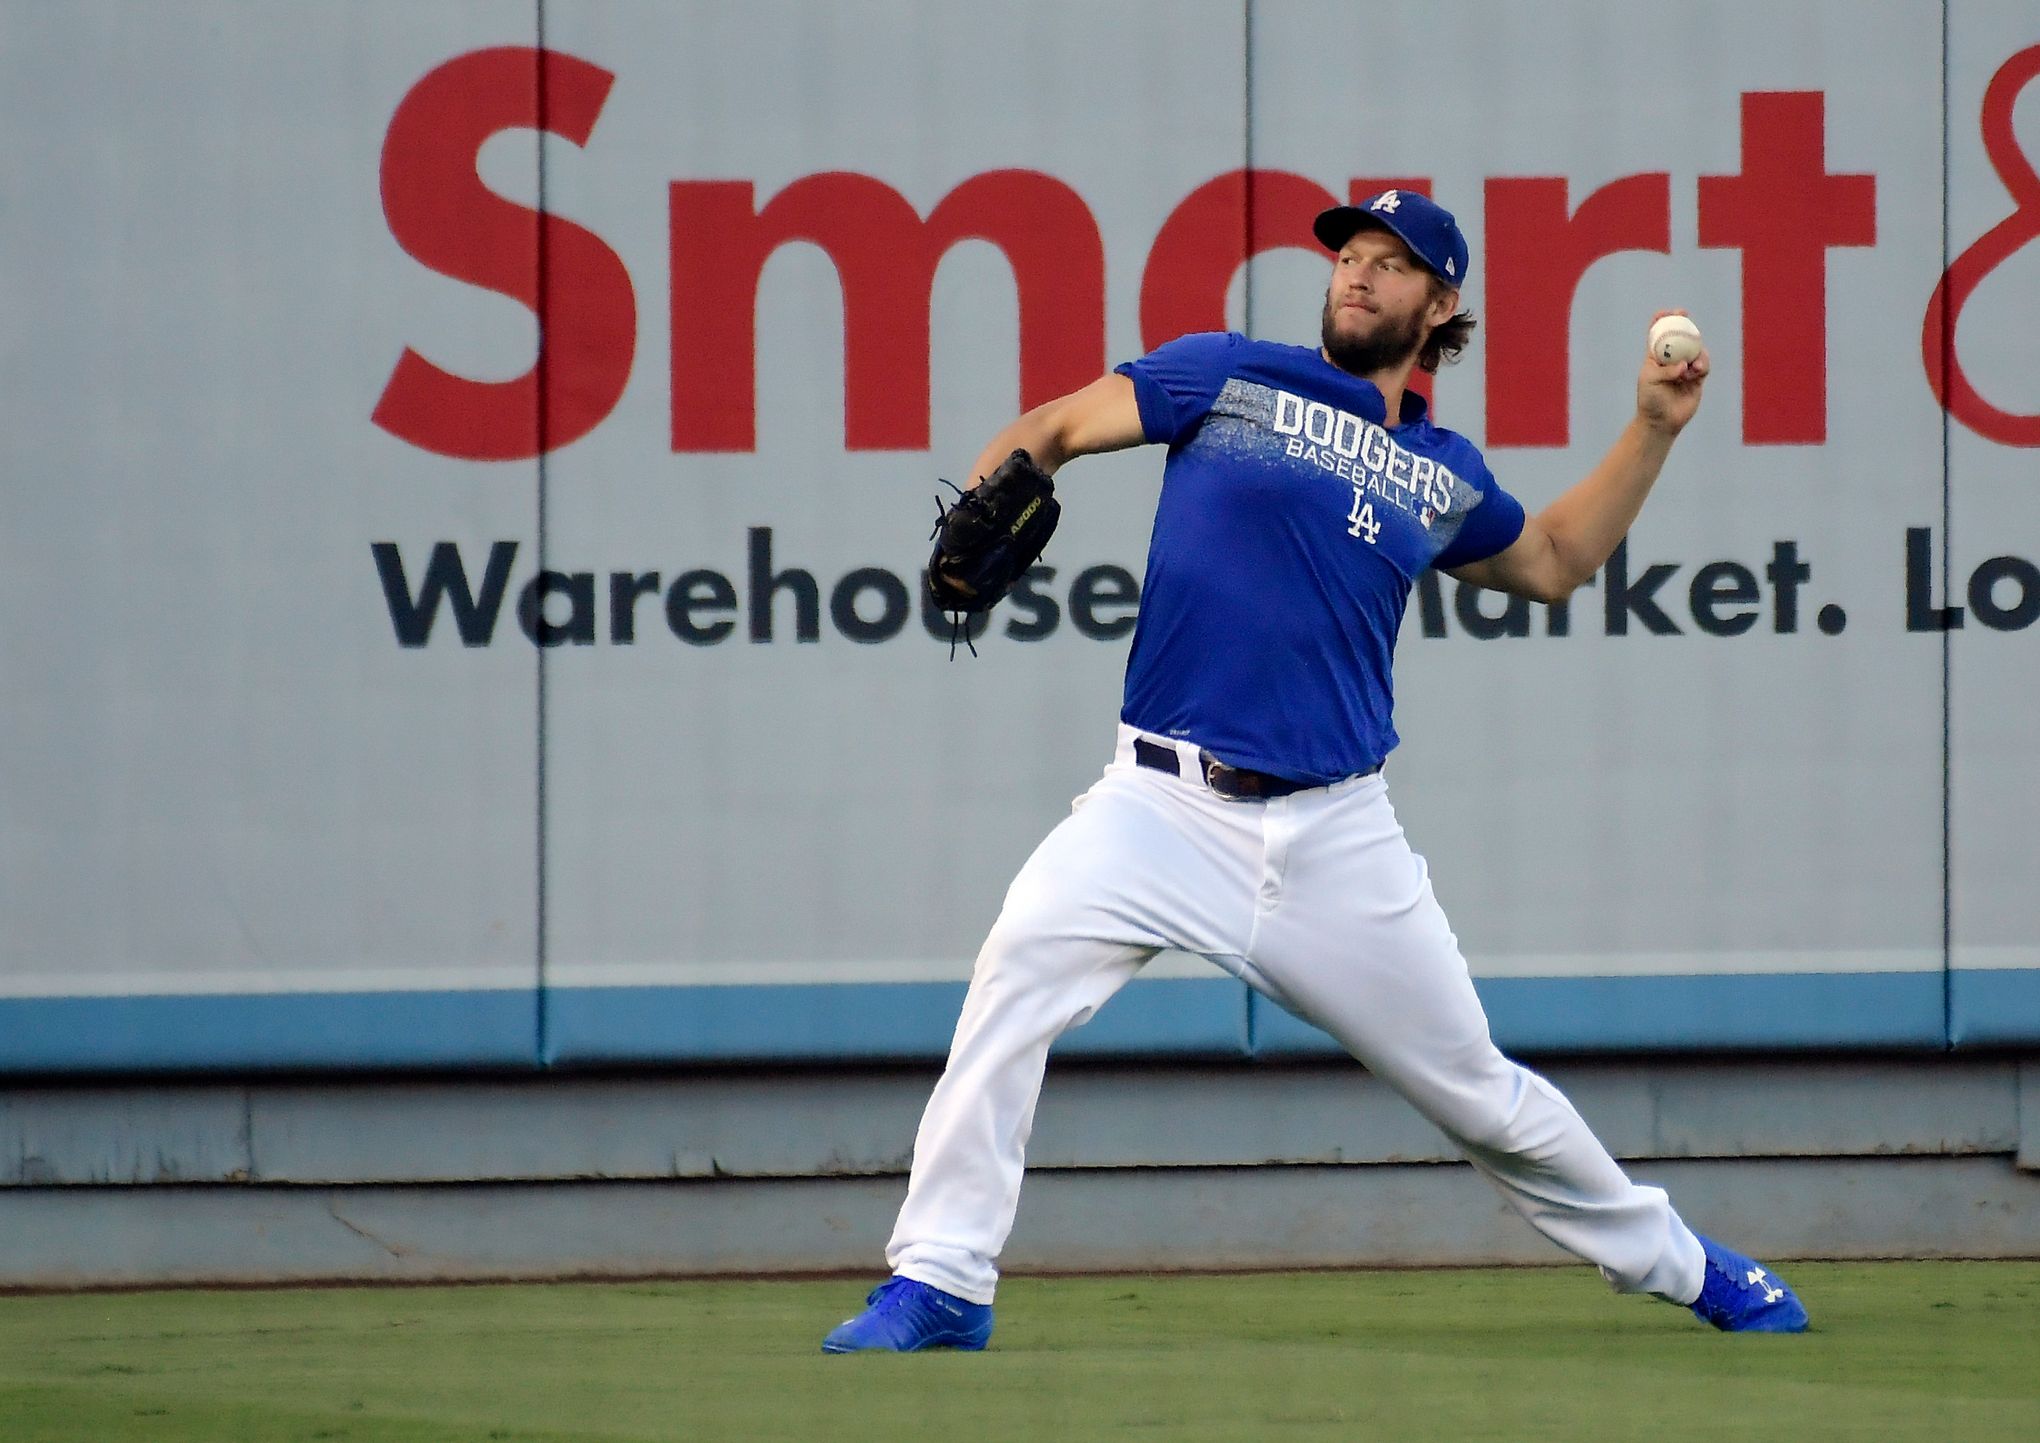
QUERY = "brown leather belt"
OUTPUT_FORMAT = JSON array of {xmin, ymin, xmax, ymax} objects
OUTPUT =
[{"xmin": 1132, "ymin": 737, "xmax": 1377, "ymax": 801}]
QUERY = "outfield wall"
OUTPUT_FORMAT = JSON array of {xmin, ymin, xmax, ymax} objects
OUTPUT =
[
  {"xmin": 4, "ymin": 2, "xmax": 2039, "ymax": 1074},
  {"xmin": 4, "ymin": 1059, "xmax": 2038, "ymax": 1286}
]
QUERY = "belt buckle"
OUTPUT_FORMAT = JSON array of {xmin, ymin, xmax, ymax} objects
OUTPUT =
[{"xmin": 1201, "ymin": 752, "xmax": 1251, "ymax": 800}]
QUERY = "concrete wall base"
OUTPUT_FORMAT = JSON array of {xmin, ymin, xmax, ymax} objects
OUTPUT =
[
  {"xmin": 4, "ymin": 1057, "xmax": 2035, "ymax": 1289},
  {"xmin": 4, "ymin": 1154, "xmax": 2038, "ymax": 1292}
]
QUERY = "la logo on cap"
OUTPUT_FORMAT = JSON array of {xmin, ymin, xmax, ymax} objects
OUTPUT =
[{"xmin": 1370, "ymin": 190, "xmax": 1402, "ymax": 213}]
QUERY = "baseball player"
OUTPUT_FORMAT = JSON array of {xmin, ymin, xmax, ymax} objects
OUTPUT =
[{"xmin": 824, "ymin": 190, "xmax": 1808, "ymax": 1352}]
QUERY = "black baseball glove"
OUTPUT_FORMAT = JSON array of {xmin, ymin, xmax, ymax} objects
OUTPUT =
[{"xmin": 925, "ymin": 449, "xmax": 1060, "ymax": 620}]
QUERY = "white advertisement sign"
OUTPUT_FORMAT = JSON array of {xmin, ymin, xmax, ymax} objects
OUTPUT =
[{"xmin": 2, "ymin": 1, "xmax": 2034, "ymax": 1066}]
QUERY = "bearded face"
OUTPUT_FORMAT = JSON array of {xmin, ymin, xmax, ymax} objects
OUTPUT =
[
  {"xmin": 1319, "ymin": 286, "xmax": 1431, "ymax": 376},
  {"xmin": 1318, "ymin": 227, "xmax": 1451, "ymax": 378}
]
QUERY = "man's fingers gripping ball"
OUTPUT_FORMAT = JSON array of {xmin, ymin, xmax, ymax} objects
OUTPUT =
[
  {"xmin": 925, "ymin": 449, "xmax": 1061, "ymax": 618},
  {"xmin": 1648, "ymin": 313, "xmax": 1703, "ymax": 367}
]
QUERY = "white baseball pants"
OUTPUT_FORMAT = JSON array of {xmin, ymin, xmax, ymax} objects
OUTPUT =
[{"xmin": 887, "ymin": 725, "xmax": 1705, "ymax": 1307}]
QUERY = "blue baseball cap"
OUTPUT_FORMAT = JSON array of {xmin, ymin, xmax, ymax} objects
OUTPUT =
[{"xmin": 1313, "ymin": 190, "xmax": 1470, "ymax": 286}]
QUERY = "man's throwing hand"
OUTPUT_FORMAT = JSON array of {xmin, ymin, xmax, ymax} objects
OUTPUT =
[{"xmin": 1636, "ymin": 310, "xmax": 1710, "ymax": 436}]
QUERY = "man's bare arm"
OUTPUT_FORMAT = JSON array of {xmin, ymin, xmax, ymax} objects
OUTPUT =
[
  {"xmin": 1448, "ymin": 318, "xmax": 1709, "ymax": 604},
  {"xmin": 964, "ymin": 374, "xmax": 1147, "ymax": 485}
]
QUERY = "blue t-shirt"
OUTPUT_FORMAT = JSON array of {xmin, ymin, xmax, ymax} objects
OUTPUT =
[{"xmin": 1113, "ymin": 332, "xmax": 1525, "ymax": 783}]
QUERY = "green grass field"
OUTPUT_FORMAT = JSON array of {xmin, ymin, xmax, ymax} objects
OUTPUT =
[{"xmin": 2, "ymin": 1263, "xmax": 2035, "ymax": 1442}]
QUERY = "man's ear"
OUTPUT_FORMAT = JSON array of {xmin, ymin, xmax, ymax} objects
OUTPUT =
[{"xmin": 1429, "ymin": 287, "xmax": 1461, "ymax": 325}]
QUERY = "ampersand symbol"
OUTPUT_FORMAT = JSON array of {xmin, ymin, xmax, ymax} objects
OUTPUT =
[{"xmin": 1923, "ymin": 43, "xmax": 2040, "ymax": 446}]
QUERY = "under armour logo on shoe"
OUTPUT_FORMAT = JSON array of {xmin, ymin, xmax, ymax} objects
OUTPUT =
[
  {"xmin": 1746, "ymin": 1265, "xmax": 1785, "ymax": 1304},
  {"xmin": 1370, "ymin": 190, "xmax": 1402, "ymax": 214}
]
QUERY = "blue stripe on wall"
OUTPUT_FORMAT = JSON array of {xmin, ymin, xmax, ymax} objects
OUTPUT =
[
  {"xmin": 1948, "ymin": 969, "xmax": 2040, "ymax": 1047},
  {"xmin": 0, "ymin": 969, "xmax": 1976, "ymax": 1077},
  {"xmin": 1250, "ymin": 971, "xmax": 1950, "ymax": 1057},
  {"xmin": 541, "ymin": 977, "xmax": 1252, "ymax": 1067},
  {"xmin": 0, "ymin": 990, "xmax": 540, "ymax": 1074}
]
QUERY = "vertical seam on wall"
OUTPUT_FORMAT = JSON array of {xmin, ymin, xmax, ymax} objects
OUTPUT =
[
  {"xmin": 1242, "ymin": 0, "xmax": 1260, "ymax": 1057},
  {"xmin": 240, "ymin": 1088, "xmax": 259, "ymax": 1183},
  {"xmin": 1938, "ymin": 0, "xmax": 1954, "ymax": 1053},
  {"xmin": 1242, "ymin": 0, "xmax": 1255, "ymax": 339},
  {"xmin": 533, "ymin": 5, "xmax": 553, "ymax": 1070}
]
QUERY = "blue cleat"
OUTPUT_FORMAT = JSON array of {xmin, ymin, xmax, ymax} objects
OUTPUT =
[
  {"xmin": 821, "ymin": 1276, "xmax": 994, "ymax": 1353},
  {"xmin": 1689, "ymin": 1234, "xmax": 1810, "ymax": 1333}
]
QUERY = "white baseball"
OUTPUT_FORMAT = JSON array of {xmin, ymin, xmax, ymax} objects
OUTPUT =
[{"xmin": 1648, "ymin": 314, "xmax": 1703, "ymax": 366}]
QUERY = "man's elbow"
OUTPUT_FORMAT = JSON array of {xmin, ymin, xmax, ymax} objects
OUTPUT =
[
  {"xmin": 1520, "ymin": 575, "xmax": 1572, "ymax": 607},
  {"xmin": 1533, "ymin": 536, "xmax": 1608, "ymax": 606},
  {"xmin": 1541, "ymin": 559, "xmax": 1601, "ymax": 605}
]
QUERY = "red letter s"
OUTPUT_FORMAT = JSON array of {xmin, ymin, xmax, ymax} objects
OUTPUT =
[{"xmin": 374, "ymin": 47, "xmax": 634, "ymax": 461}]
